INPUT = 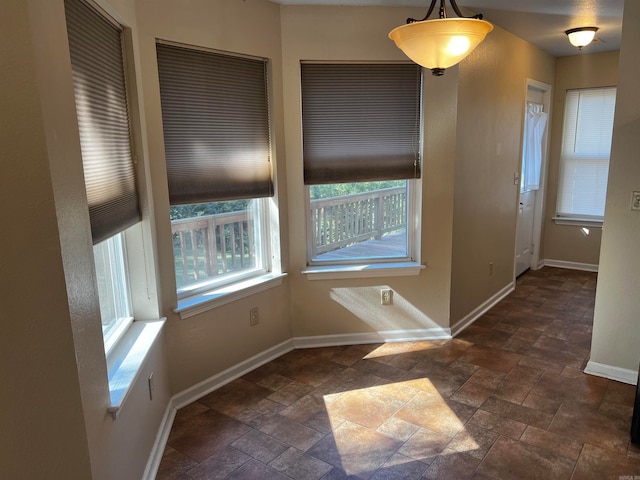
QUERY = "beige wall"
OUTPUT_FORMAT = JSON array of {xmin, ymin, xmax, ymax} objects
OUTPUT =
[
  {"xmin": 5, "ymin": 1, "xmax": 173, "ymax": 479},
  {"xmin": 541, "ymin": 51, "xmax": 619, "ymax": 266},
  {"xmin": 0, "ymin": 1, "xmax": 93, "ymax": 478},
  {"xmin": 280, "ymin": 5, "xmax": 458, "ymax": 336},
  {"xmin": 134, "ymin": 0, "xmax": 293, "ymax": 394},
  {"xmin": 591, "ymin": 0, "xmax": 640, "ymax": 373},
  {"xmin": 449, "ymin": 24, "xmax": 556, "ymax": 323},
  {"xmin": 15, "ymin": 0, "xmax": 639, "ymax": 477}
]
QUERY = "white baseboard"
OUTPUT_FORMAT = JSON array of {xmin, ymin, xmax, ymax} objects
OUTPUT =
[
  {"xmin": 542, "ymin": 259, "xmax": 599, "ymax": 272},
  {"xmin": 584, "ymin": 360, "xmax": 638, "ymax": 385},
  {"xmin": 172, "ymin": 339, "xmax": 295, "ymax": 410},
  {"xmin": 142, "ymin": 403, "xmax": 176, "ymax": 480},
  {"xmin": 142, "ymin": 339, "xmax": 294, "ymax": 480},
  {"xmin": 293, "ymin": 328, "xmax": 451, "ymax": 349},
  {"xmin": 450, "ymin": 282, "xmax": 515, "ymax": 337}
]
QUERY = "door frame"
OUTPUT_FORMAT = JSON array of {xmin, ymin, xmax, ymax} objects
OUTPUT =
[{"xmin": 514, "ymin": 78, "xmax": 552, "ymax": 278}]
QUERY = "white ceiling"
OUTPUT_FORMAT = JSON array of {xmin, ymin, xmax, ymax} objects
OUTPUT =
[{"xmin": 272, "ymin": 0, "xmax": 624, "ymax": 57}]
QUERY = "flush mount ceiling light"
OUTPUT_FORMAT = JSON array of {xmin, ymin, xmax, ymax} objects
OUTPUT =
[
  {"xmin": 565, "ymin": 27, "xmax": 599, "ymax": 50},
  {"xmin": 389, "ymin": 0, "xmax": 493, "ymax": 76}
]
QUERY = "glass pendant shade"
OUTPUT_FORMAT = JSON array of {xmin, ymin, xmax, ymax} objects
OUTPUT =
[
  {"xmin": 389, "ymin": 18, "xmax": 493, "ymax": 75},
  {"xmin": 565, "ymin": 27, "xmax": 598, "ymax": 49}
]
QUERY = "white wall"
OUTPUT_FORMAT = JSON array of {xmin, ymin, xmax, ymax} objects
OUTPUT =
[{"xmin": 590, "ymin": 0, "xmax": 640, "ymax": 377}]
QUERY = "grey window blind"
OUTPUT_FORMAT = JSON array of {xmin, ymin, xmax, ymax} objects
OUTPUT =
[
  {"xmin": 65, "ymin": 0, "xmax": 140, "ymax": 244},
  {"xmin": 301, "ymin": 63, "xmax": 422, "ymax": 185},
  {"xmin": 156, "ymin": 43, "xmax": 273, "ymax": 205}
]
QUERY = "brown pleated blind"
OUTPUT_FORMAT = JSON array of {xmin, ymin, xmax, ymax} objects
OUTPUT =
[
  {"xmin": 156, "ymin": 43, "xmax": 273, "ymax": 205},
  {"xmin": 64, "ymin": 0, "xmax": 140, "ymax": 244},
  {"xmin": 301, "ymin": 63, "xmax": 422, "ymax": 185}
]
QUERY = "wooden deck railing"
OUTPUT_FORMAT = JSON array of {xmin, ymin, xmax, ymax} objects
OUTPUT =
[
  {"xmin": 310, "ymin": 186, "xmax": 406, "ymax": 257},
  {"xmin": 171, "ymin": 186, "xmax": 407, "ymax": 286},
  {"xmin": 171, "ymin": 211, "xmax": 255, "ymax": 288}
]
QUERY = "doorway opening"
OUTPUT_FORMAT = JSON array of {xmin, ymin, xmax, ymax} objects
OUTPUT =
[{"xmin": 515, "ymin": 79, "xmax": 552, "ymax": 278}]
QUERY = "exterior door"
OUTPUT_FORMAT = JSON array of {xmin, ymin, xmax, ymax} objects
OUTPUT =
[{"xmin": 516, "ymin": 190, "xmax": 535, "ymax": 276}]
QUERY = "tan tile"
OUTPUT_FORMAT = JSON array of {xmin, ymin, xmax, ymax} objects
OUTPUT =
[
  {"xmin": 503, "ymin": 365, "xmax": 543, "ymax": 387},
  {"xmin": 267, "ymin": 380, "xmax": 315, "ymax": 406},
  {"xmin": 549, "ymin": 403, "xmax": 630, "ymax": 455},
  {"xmin": 518, "ymin": 356, "xmax": 565, "ymax": 375},
  {"xmin": 307, "ymin": 420, "xmax": 403, "ymax": 479},
  {"xmin": 371, "ymin": 380, "xmax": 421, "ymax": 402},
  {"xmin": 372, "ymin": 453, "xmax": 429, "ymax": 480},
  {"xmin": 199, "ymin": 379, "xmax": 273, "ymax": 416},
  {"xmin": 226, "ymin": 458, "xmax": 291, "ymax": 480},
  {"xmin": 531, "ymin": 372, "xmax": 607, "ymax": 407},
  {"xmin": 397, "ymin": 428, "xmax": 451, "ymax": 463},
  {"xmin": 573, "ymin": 443, "xmax": 640, "ymax": 479},
  {"xmin": 376, "ymin": 417, "xmax": 420, "ymax": 442},
  {"xmin": 491, "ymin": 380, "xmax": 533, "ymax": 404},
  {"xmin": 467, "ymin": 409, "xmax": 527, "ymax": 440},
  {"xmin": 186, "ymin": 446, "xmax": 250, "ymax": 480},
  {"xmin": 481, "ymin": 396, "xmax": 553, "ymax": 429},
  {"xmin": 395, "ymin": 391, "xmax": 474, "ymax": 437},
  {"xmin": 476, "ymin": 436, "xmax": 576, "ymax": 480},
  {"xmin": 604, "ymin": 380, "xmax": 637, "ymax": 406},
  {"xmin": 458, "ymin": 345, "xmax": 522, "ymax": 373},
  {"xmin": 257, "ymin": 373, "xmax": 293, "ymax": 392},
  {"xmin": 422, "ymin": 451, "xmax": 480, "ymax": 480},
  {"xmin": 521, "ymin": 392, "xmax": 562, "ymax": 415},
  {"xmin": 230, "ymin": 429, "xmax": 288, "ymax": 463},
  {"xmin": 259, "ymin": 414, "xmax": 325, "ymax": 452},
  {"xmin": 326, "ymin": 387, "xmax": 405, "ymax": 429},
  {"xmin": 269, "ymin": 447, "xmax": 333, "ymax": 480},
  {"xmin": 445, "ymin": 422, "xmax": 499, "ymax": 460},
  {"xmin": 169, "ymin": 409, "xmax": 251, "ymax": 462},
  {"xmin": 520, "ymin": 425, "xmax": 583, "ymax": 461},
  {"xmin": 155, "ymin": 446, "xmax": 198, "ymax": 480}
]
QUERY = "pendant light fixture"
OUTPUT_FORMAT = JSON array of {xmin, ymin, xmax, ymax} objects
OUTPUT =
[
  {"xmin": 565, "ymin": 27, "xmax": 598, "ymax": 50},
  {"xmin": 389, "ymin": 0, "xmax": 493, "ymax": 76}
]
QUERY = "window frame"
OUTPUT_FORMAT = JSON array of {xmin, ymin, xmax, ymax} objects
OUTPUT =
[
  {"xmin": 554, "ymin": 86, "xmax": 617, "ymax": 226},
  {"xmin": 300, "ymin": 62, "xmax": 424, "ymax": 271},
  {"xmin": 154, "ymin": 41, "xmax": 284, "ymax": 314},
  {"xmin": 64, "ymin": 0, "xmax": 164, "ymax": 417}
]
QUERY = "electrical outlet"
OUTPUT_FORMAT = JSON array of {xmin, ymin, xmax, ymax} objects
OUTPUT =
[
  {"xmin": 148, "ymin": 372, "xmax": 154, "ymax": 401},
  {"xmin": 632, "ymin": 191, "xmax": 640, "ymax": 211},
  {"xmin": 249, "ymin": 307, "xmax": 259, "ymax": 326},
  {"xmin": 381, "ymin": 289, "xmax": 393, "ymax": 306}
]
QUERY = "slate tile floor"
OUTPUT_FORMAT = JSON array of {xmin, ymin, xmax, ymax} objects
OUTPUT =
[{"xmin": 157, "ymin": 267, "xmax": 640, "ymax": 480}]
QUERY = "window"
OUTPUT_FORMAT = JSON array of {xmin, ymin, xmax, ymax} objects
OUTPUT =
[
  {"xmin": 556, "ymin": 87, "xmax": 617, "ymax": 223},
  {"xmin": 93, "ymin": 233, "xmax": 133, "ymax": 353},
  {"xmin": 65, "ymin": 0, "xmax": 140, "ymax": 350},
  {"xmin": 155, "ymin": 43, "xmax": 275, "ymax": 303},
  {"xmin": 301, "ymin": 63, "xmax": 422, "ymax": 266}
]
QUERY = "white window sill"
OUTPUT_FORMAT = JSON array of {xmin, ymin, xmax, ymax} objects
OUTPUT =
[
  {"xmin": 302, "ymin": 262, "xmax": 425, "ymax": 280},
  {"xmin": 174, "ymin": 272, "xmax": 287, "ymax": 320},
  {"xmin": 107, "ymin": 318, "xmax": 165, "ymax": 419},
  {"xmin": 553, "ymin": 216, "xmax": 603, "ymax": 228}
]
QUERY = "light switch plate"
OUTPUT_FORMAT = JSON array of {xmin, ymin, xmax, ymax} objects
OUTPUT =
[{"xmin": 632, "ymin": 191, "xmax": 640, "ymax": 211}]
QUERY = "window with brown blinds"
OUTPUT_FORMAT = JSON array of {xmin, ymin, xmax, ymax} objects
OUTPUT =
[
  {"xmin": 156, "ymin": 43, "xmax": 273, "ymax": 206},
  {"xmin": 64, "ymin": 0, "xmax": 140, "ymax": 244},
  {"xmin": 301, "ymin": 63, "xmax": 422, "ymax": 185}
]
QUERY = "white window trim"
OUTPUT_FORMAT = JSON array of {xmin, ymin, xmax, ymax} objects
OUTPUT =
[
  {"xmin": 174, "ymin": 272, "xmax": 287, "ymax": 319},
  {"xmin": 552, "ymin": 215, "xmax": 603, "ymax": 227},
  {"xmin": 106, "ymin": 318, "xmax": 165, "ymax": 419},
  {"xmin": 302, "ymin": 262, "xmax": 424, "ymax": 280}
]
